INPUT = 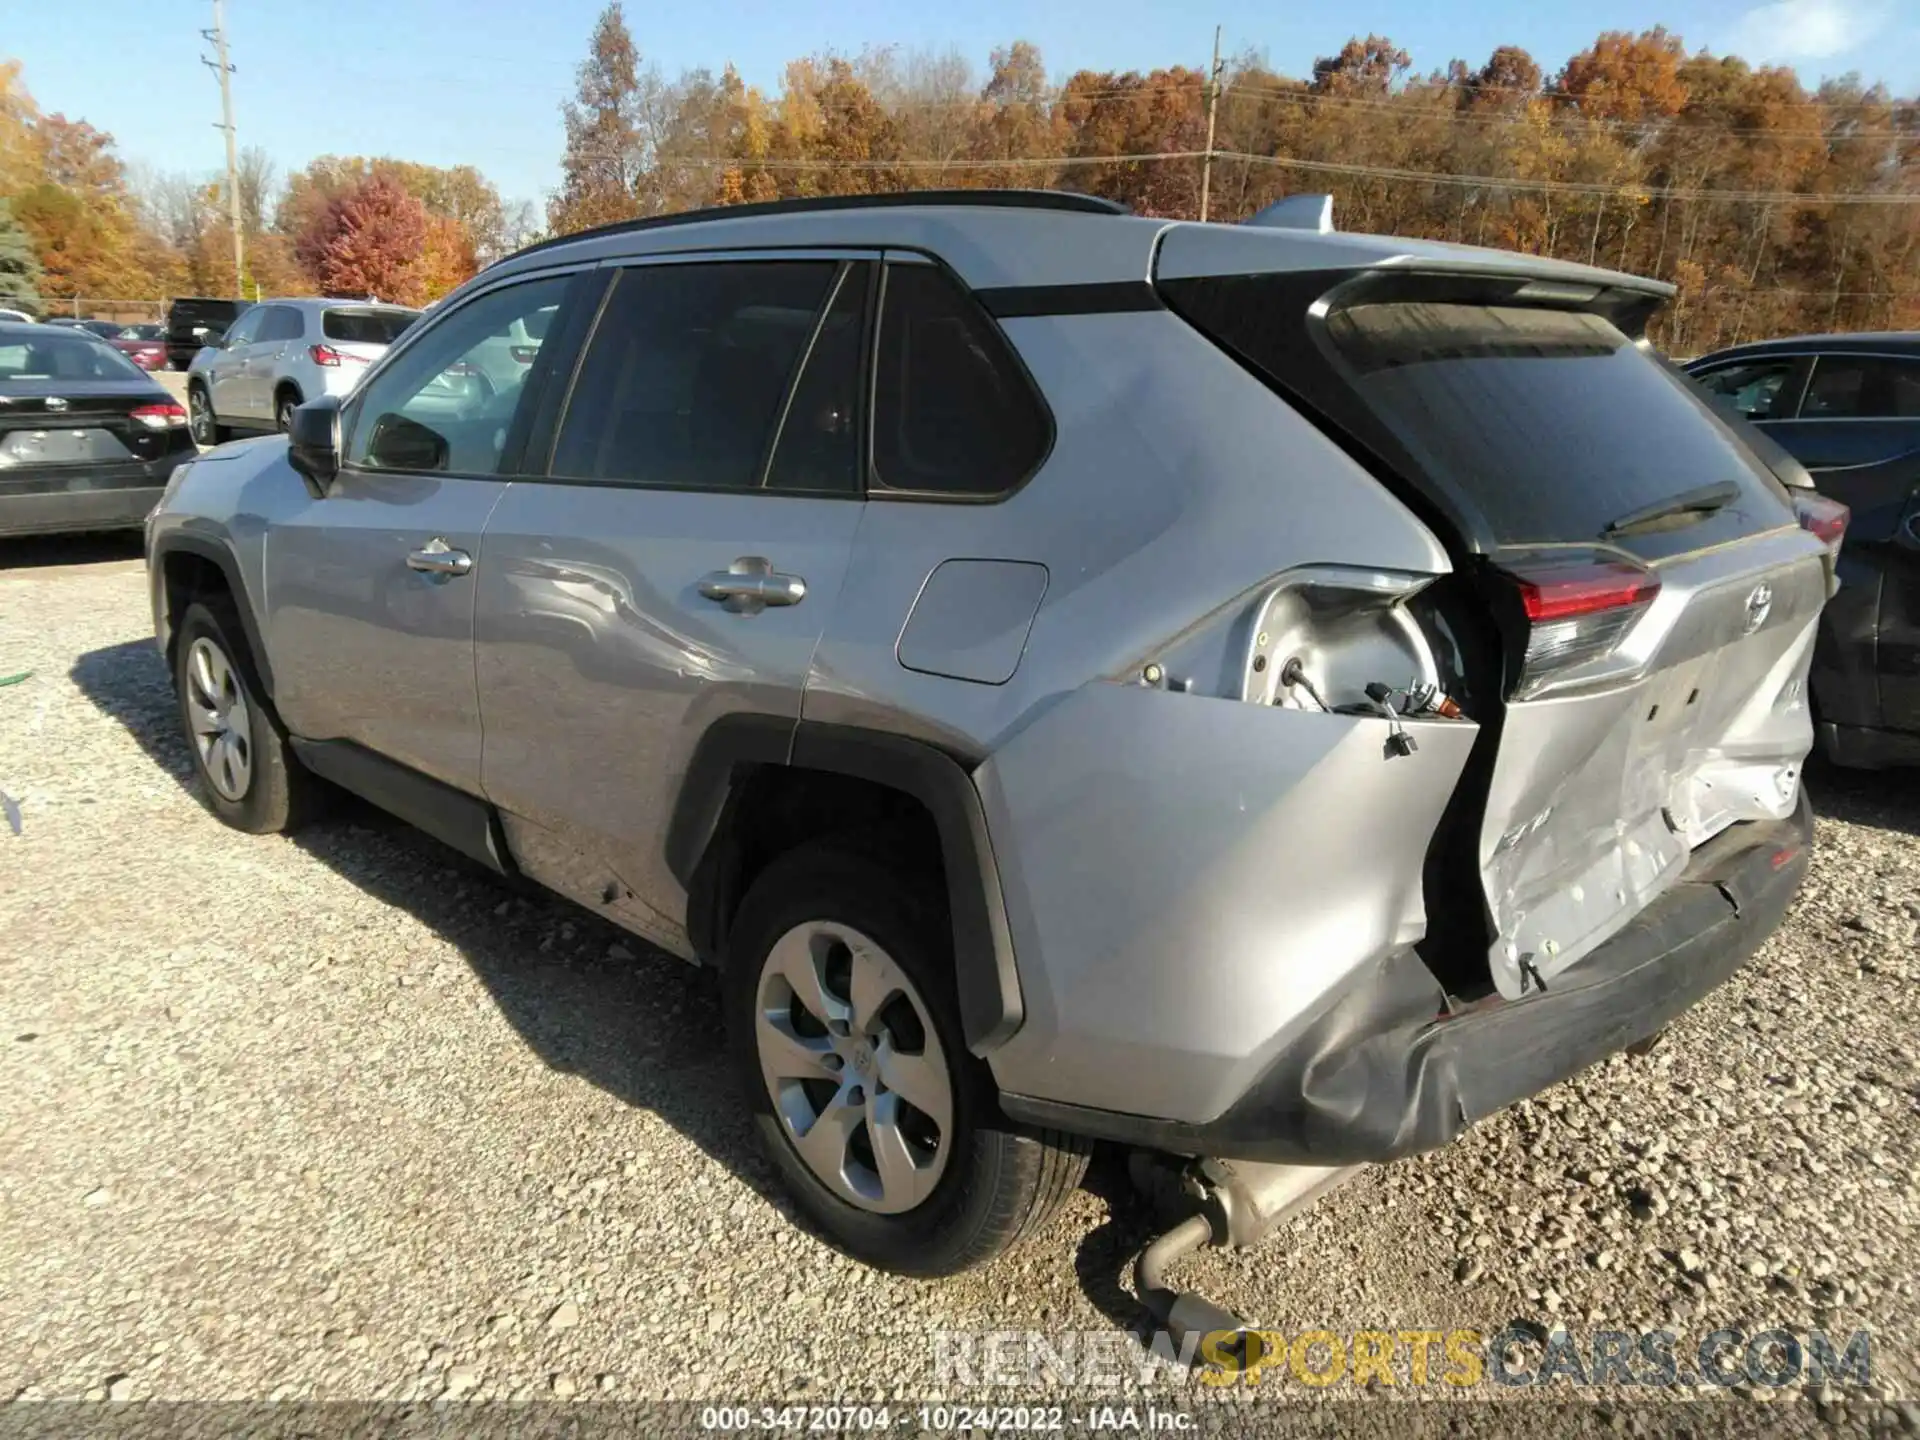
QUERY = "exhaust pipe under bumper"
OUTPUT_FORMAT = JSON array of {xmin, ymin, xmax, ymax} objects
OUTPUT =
[{"xmin": 1131, "ymin": 1158, "xmax": 1361, "ymax": 1347}]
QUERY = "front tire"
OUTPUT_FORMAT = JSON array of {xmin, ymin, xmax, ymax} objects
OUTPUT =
[
  {"xmin": 726, "ymin": 842, "xmax": 1088, "ymax": 1276},
  {"xmin": 172, "ymin": 598, "xmax": 322, "ymax": 834},
  {"xmin": 187, "ymin": 383, "xmax": 227, "ymax": 447}
]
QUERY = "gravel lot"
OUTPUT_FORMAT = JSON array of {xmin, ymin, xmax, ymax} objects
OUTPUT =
[{"xmin": 1, "ymin": 540, "xmax": 1917, "ymax": 1426}]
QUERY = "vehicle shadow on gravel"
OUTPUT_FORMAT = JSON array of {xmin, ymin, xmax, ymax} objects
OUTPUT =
[
  {"xmin": 70, "ymin": 641, "xmax": 794, "ymax": 1233},
  {"xmin": 1804, "ymin": 755, "xmax": 1920, "ymax": 839},
  {"xmin": 71, "ymin": 637, "xmax": 1158, "ymax": 1322}
]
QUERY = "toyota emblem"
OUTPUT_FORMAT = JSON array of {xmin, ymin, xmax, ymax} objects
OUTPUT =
[
  {"xmin": 44, "ymin": 396, "xmax": 68, "ymax": 411},
  {"xmin": 1743, "ymin": 583, "xmax": 1773, "ymax": 635}
]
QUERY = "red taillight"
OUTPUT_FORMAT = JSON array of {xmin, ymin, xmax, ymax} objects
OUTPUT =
[
  {"xmin": 309, "ymin": 344, "xmax": 342, "ymax": 367},
  {"xmin": 1496, "ymin": 552, "xmax": 1661, "ymax": 700},
  {"xmin": 1510, "ymin": 557, "xmax": 1659, "ymax": 621},
  {"xmin": 1792, "ymin": 491, "xmax": 1848, "ymax": 549},
  {"xmin": 129, "ymin": 401, "xmax": 187, "ymax": 430}
]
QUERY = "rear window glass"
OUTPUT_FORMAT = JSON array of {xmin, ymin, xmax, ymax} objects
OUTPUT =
[
  {"xmin": 0, "ymin": 334, "xmax": 145, "ymax": 382},
  {"xmin": 324, "ymin": 308, "xmax": 418, "ymax": 345},
  {"xmin": 1322, "ymin": 302, "xmax": 1789, "ymax": 555}
]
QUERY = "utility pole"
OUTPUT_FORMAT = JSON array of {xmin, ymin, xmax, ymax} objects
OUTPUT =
[
  {"xmin": 1198, "ymin": 26, "xmax": 1223, "ymax": 223},
  {"xmin": 201, "ymin": 0, "xmax": 244, "ymax": 298}
]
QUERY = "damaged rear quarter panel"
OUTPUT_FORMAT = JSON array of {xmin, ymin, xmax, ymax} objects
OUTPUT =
[{"xmin": 977, "ymin": 682, "xmax": 1477, "ymax": 1124}]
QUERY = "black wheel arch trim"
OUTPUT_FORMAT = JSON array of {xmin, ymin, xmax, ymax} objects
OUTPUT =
[
  {"xmin": 667, "ymin": 716, "xmax": 1025, "ymax": 1056},
  {"xmin": 151, "ymin": 532, "xmax": 276, "ymax": 701}
]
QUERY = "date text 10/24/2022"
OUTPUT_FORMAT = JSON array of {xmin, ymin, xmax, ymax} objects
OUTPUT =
[{"xmin": 700, "ymin": 1407, "xmax": 1192, "ymax": 1432}]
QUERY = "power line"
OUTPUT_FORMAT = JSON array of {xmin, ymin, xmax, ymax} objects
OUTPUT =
[
  {"xmin": 547, "ymin": 145, "xmax": 1920, "ymax": 204},
  {"xmin": 1213, "ymin": 151, "xmax": 1920, "ymax": 204}
]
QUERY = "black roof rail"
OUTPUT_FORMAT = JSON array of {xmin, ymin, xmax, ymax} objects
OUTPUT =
[{"xmin": 495, "ymin": 189, "xmax": 1130, "ymax": 267}]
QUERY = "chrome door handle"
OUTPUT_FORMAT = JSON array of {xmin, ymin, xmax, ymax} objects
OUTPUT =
[
  {"xmin": 407, "ymin": 540, "xmax": 473, "ymax": 577},
  {"xmin": 698, "ymin": 556, "xmax": 806, "ymax": 613}
]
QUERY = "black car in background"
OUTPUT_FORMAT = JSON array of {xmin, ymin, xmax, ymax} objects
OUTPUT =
[
  {"xmin": 0, "ymin": 322, "xmax": 196, "ymax": 538},
  {"xmin": 1689, "ymin": 334, "xmax": 1920, "ymax": 768},
  {"xmin": 45, "ymin": 318, "xmax": 130, "ymax": 340},
  {"xmin": 164, "ymin": 296, "xmax": 253, "ymax": 370}
]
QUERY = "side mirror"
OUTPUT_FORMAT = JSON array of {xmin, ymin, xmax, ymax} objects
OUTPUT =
[
  {"xmin": 198, "ymin": 335, "xmax": 224, "ymax": 351},
  {"xmin": 364, "ymin": 413, "xmax": 450, "ymax": 472},
  {"xmin": 288, "ymin": 395, "xmax": 343, "ymax": 498}
]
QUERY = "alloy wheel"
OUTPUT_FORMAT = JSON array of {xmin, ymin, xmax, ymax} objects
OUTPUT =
[
  {"xmin": 184, "ymin": 636, "xmax": 252, "ymax": 801},
  {"xmin": 188, "ymin": 388, "xmax": 216, "ymax": 447},
  {"xmin": 754, "ymin": 921, "xmax": 953, "ymax": 1215}
]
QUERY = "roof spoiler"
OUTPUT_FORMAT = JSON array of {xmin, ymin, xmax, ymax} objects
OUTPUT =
[{"xmin": 1244, "ymin": 194, "xmax": 1334, "ymax": 234}]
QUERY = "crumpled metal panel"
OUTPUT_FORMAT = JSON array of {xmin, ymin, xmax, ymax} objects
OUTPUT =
[{"xmin": 1481, "ymin": 533, "xmax": 1827, "ymax": 999}]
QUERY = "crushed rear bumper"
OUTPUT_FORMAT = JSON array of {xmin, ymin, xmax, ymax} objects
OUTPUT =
[{"xmin": 1001, "ymin": 790, "xmax": 1813, "ymax": 1163}]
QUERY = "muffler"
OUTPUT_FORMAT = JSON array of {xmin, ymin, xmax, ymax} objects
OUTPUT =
[{"xmin": 1130, "ymin": 1156, "xmax": 1361, "ymax": 1350}]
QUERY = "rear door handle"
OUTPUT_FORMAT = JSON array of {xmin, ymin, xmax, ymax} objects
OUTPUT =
[
  {"xmin": 407, "ymin": 539, "xmax": 473, "ymax": 578},
  {"xmin": 698, "ymin": 556, "xmax": 806, "ymax": 613}
]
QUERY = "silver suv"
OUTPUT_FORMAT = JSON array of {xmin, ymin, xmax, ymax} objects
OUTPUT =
[
  {"xmin": 145, "ymin": 191, "xmax": 1832, "ymax": 1300},
  {"xmin": 185, "ymin": 297, "xmax": 419, "ymax": 443}
]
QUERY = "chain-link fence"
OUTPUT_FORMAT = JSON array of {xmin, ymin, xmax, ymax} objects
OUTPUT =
[{"xmin": 35, "ymin": 298, "xmax": 170, "ymax": 324}]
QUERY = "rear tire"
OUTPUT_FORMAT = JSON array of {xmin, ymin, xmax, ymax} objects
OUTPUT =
[
  {"xmin": 172, "ymin": 598, "xmax": 323, "ymax": 834},
  {"xmin": 725, "ymin": 842, "xmax": 1088, "ymax": 1276},
  {"xmin": 274, "ymin": 387, "xmax": 302, "ymax": 434}
]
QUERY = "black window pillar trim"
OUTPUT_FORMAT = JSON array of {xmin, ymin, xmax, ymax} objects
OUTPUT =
[{"xmin": 666, "ymin": 716, "xmax": 1025, "ymax": 1056}]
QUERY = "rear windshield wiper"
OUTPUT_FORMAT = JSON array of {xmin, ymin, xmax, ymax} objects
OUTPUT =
[{"xmin": 1602, "ymin": 480, "xmax": 1742, "ymax": 539}]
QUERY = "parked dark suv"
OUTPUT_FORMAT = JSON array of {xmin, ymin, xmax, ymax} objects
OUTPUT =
[
  {"xmin": 1690, "ymin": 334, "xmax": 1920, "ymax": 767},
  {"xmin": 164, "ymin": 297, "xmax": 253, "ymax": 371}
]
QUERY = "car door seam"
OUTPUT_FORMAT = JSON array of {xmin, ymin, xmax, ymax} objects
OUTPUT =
[{"xmin": 469, "ymin": 478, "xmax": 518, "ymax": 802}]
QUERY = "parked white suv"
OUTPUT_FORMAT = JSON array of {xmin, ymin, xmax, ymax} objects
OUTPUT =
[{"xmin": 186, "ymin": 298, "xmax": 418, "ymax": 444}]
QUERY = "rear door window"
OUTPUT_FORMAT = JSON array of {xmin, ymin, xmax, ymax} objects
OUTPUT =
[
  {"xmin": 870, "ymin": 263, "xmax": 1049, "ymax": 497},
  {"xmin": 1802, "ymin": 356, "xmax": 1920, "ymax": 418},
  {"xmin": 766, "ymin": 263, "xmax": 871, "ymax": 495},
  {"xmin": 253, "ymin": 307, "xmax": 304, "ymax": 343},
  {"xmin": 549, "ymin": 260, "xmax": 837, "ymax": 491}
]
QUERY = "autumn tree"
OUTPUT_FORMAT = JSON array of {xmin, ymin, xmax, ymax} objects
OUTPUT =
[
  {"xmin": 312, "ymin": 173, "xmax": 429, "ymax": 304},
  {"xmin": 0, "ymin": 199, "xmax": 42, "ymax": 313},
  {"xmin": 1312, "ymin": 35, "xmax": 1411, "ymax": 96},
  {"xmin": 551, "ymin": 1, "xmax": 646, "ymax": 232},
  {"xmin": 971, "ymin": 43, "xmax": 1065, "ymax": 188},
  {"xmin": 1058, "ymin": 67, "xmax": 1207, "ymax": 215},
  {"xmin": 1556, "ymin": 28, "xmax": 1688, "ymax": 122}
]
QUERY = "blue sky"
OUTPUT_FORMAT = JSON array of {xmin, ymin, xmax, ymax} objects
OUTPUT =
[{"xmin": 3, "ymin": 0, "xmax": 1915, "ymax": 215}]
